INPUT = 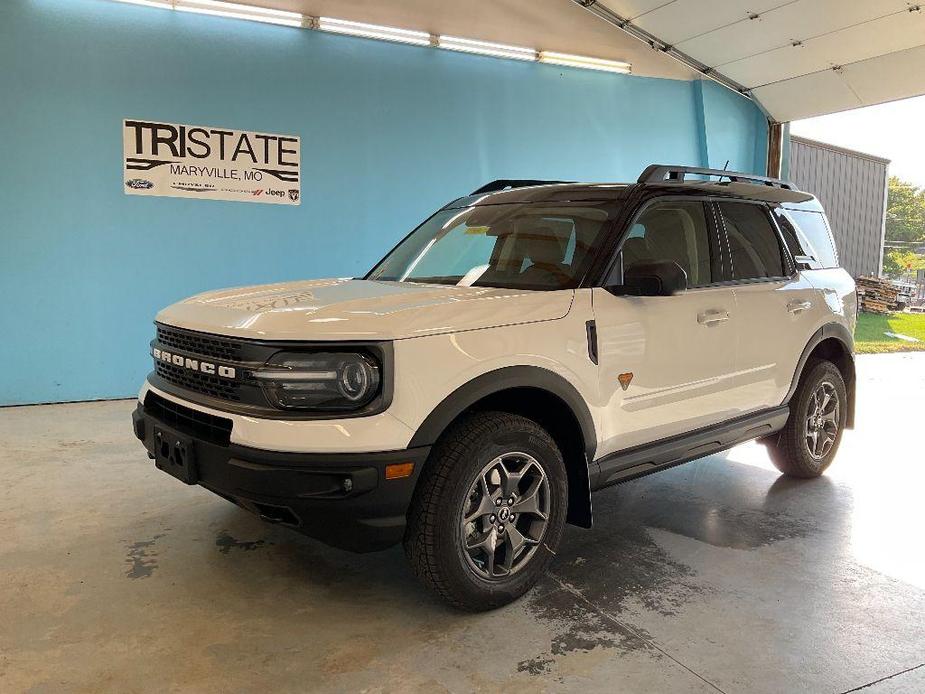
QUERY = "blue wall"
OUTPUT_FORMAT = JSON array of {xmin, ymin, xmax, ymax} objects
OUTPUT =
[
  {"xmin": 694, "ymin": 80, "xmax": 770, "ymax": 173},
  {"xmin": 0, "ymin": 0, "xmax": 768, "ymax": 405}
]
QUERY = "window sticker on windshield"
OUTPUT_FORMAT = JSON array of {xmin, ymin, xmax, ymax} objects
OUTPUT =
[{"xmin": 465, "ymin": 226, "xmax": 490, "ymax": 235}]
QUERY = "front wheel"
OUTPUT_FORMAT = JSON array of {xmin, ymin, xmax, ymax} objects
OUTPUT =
[
  {"xmin": 403, "ymin": 412, "xmax": 567, "ymax": 611},
  {"xmin": 764, "ymin": 359, "xmax": 847, "ymax": 478}
]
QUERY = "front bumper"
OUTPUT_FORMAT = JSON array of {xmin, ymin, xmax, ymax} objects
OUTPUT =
[{"xmin": 132, "ymin": 396, "xmax": 430, "ymax": 553}]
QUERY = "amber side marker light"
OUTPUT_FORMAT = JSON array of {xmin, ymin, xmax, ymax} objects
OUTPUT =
[{"xmin": 385, "ymin": 462, "xmax": 415, "ymax": 480}]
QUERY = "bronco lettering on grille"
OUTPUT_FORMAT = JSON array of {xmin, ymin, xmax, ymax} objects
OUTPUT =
[{"xmin": 153, "ymin": 347, "xmax": 236, "ymax": 379}]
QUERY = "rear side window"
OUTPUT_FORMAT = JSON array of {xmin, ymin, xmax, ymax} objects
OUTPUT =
[
  {"xmin": 783, "ymin": 210, "xmax": 838, "ymax": 269},
  {"xmin": 718, "ymin": 202, "xmax": 785, "ymax": 280}
]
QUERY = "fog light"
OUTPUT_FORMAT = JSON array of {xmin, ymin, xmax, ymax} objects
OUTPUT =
[{"xmin": 385, "ymin": 462, "xmax": 415, "ymax": 480}]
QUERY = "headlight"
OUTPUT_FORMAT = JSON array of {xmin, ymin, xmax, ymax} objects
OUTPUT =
[{"xmin": 253, "ymin": 351, "xmax": 381, "ymax": 411}]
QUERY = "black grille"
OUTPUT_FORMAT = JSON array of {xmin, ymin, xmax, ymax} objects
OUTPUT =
[
  {"xmin": 144, "ymin": 391, "xmax": 232, "ymax": 446},
  {"xmin": 155, "ymin": 361, "xmax": 242, "ymax": 401},
  {"xmin": 156, "ymin": 324, "xmax": 243, "ymax": 361}
]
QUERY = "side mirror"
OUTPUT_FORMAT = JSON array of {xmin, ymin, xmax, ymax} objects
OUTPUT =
[
  {"xmin": 793, "ymin": 255, "xmax": 817, "ymax": 271},
  {"xmin": 609, "ymin": 260, "xmax": 688, "ymax": 296}
]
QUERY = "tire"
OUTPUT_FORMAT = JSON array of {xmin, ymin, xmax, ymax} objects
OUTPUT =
[
  {"xmin": 403, "ymin": 411, "xmax": 568, "ymax": 611},
  {"xmin": 764, "ymin": 359, "xmax": 847, "ymax": 478}
]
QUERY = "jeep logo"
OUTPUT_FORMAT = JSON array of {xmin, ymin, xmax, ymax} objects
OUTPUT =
[{"xmin": 152, "ymin": 347, "xmax": 236, "ymax": 379}]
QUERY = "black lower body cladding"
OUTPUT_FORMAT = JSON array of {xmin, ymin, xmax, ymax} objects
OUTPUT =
[{"xmin": 133, "ymin": 393, "xmax": 430, "ymax": 552}]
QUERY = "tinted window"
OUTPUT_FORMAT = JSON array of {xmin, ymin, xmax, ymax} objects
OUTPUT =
[
  {"xmin": 618, "ymin": 201, "xmax": 715, "ymax": 287},
  {"xmin": 786, "ymin": 210, "xmax": 838, "ymax": 268},
  {"xmin": 772, "ymin": 208, "xmax": 807, "ymax": 259},
  {"xmin": 719, "ymin": 202, "xmax": 785, "ymax": 280},
  {"xmin": 367, "ymin": 203, "xmax": 612, "ymax": 290}
]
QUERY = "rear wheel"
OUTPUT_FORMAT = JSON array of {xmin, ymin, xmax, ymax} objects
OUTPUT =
[
  {"xmin": 765, "ymin": 359, "xmax": 847, "ymax": 478},
  {"xmin": 403, "ymin": 411, "xmax": 567, "ymax": 611}
]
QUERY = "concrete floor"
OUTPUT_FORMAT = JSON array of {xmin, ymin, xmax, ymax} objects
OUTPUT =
[{"xmin": 2, "ymin": 353, "xmax": 924, "ymax": 693}]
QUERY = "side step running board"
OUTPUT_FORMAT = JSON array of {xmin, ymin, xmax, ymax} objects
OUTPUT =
[{"xmin": 590, "ymin": 406, "xmax": 789, "ymax": 490}]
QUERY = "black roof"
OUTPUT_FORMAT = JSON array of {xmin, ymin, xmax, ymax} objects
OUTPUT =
[{"xmin": 451, "ymin": 164, "xmax": 822, "ymax": 211}]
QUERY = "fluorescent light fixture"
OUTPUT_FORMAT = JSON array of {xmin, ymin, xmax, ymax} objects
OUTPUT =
[
  {"xmin": 318, "ymin": 17, "xmax": 431, "ymax": 46},
  {"xmin": 539, "ymin": 51, "xmax": 631, "ymax": 74},
  {"xmin": 438, "ymin": 36, "xmax": 536, "ymax": 61},
  {"xmin": 174, "ymin": 0, "xmax": 304, "ymax": 27},
  {"xmin": 111, "ymin": 0, "xmax": 173, "ymax": 8},
  {"xmin": 108, "ymin": 1, "xmax": 634, "ymax": 78}
]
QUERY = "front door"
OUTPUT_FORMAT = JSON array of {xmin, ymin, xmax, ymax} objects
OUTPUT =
[{"xmin": 592, "ymin": 199, "xmax": 739, "ymax": 459}]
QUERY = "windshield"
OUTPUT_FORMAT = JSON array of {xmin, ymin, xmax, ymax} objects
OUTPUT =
[{"xmin": 366, "ymin": 202, "xmax": 615, "ymax": 290}]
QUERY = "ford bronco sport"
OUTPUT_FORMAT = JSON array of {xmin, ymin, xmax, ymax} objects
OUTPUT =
[{"xmin": 133, "ymin": 164, "xmax": 857, "ymax": 610}]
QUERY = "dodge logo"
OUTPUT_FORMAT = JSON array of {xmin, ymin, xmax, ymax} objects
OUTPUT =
[{"xmin": 152, "ymin": 347, "xmax": 236, "ymax": 379}]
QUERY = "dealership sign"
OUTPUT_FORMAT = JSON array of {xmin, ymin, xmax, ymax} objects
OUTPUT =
[{"xmin": 123, "ymin": 119, "xmax": 300, "ymax": 205}]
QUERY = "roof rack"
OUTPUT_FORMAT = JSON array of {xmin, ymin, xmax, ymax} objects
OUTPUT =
[
  {"xmin": 638, "ymin": 164, "xmax": 797, "ymax": 190},
  {"xmin": 471, "ymin": 179, "xmax": 572, "ymax": 195}
]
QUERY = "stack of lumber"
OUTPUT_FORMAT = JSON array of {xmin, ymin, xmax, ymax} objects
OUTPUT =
[{"xmin": 856, "ymin": 276, "xmax": 900, "ymax": 314}]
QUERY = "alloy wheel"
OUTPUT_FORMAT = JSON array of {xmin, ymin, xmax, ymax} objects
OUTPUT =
[
  {"xmin": 460, "ymin": 452, "xmax": 550, "ymax": 580},
  {"xmin": 805, "ymin": 380, "xmax": 840, "ymax": 460}
]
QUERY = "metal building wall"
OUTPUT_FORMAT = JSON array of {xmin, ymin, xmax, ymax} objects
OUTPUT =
[{"xmin": 789, "ymin": 136, "xmax": 889, "ymax": 278}]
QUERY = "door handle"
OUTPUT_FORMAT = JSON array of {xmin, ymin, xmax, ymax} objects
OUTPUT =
[
  {"xmin": 787, "ymin": 300, "xmax": 812, "ymax": 314},
  {"xmin": 697, "ymin": 309, "xmax": 729, "ymax": 325}
]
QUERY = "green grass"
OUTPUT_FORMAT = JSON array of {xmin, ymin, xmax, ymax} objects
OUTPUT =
[{"xmin": 855, "ymin": 311, "xmax": 925, "ymax": 353}]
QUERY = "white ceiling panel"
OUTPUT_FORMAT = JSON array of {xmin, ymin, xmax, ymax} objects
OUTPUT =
[
  {"xmin": 678, "ymin": 0, "xmax": 909, "ymax": 68},
  {"xmin": 723, "ymin": 9, "xmax": 925, "ymax": 88},
  {"xmin": 597, "ymin": 1, "xmax": 676, "ymax": 20},
  {"xmin": 839, "ymin": 44, "xmax": 925, "ymax": 107},
  {"xmin": 618, "ymin": 0, "xmax": 785, "ymax": 46},
  {"xmin": 586, "ymin": 0, "xmax": 925, "ymax": 121},
  {"xmin": 752, "ymin": 45, "xmax": 925, "ymax": 121},
  {"xmin": 751, "ymin": 69, "xmax": 863, "ymax": 122}
]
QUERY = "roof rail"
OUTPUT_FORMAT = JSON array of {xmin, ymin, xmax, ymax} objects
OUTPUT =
[
  {"xmin": 471, "ymin": 179, "xmax": 571, "ymax": 195},
  {"xmin": 638, "ymin": 164, "xmax": 797, "ymax": 190}
]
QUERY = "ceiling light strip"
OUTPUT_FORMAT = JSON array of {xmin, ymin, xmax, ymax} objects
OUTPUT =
[
  {"xmin": 539, "ymin": 51, "xmax": 631, "ymax": 74},
  {"xmin": 175, "ymin": 0, "xmax": 303, "ymax": 26},
  {"xmin": 317, "ymin": 17, "xmax": 431, "ymax": 46},
  {"xmin": 111, "ymin": 0, "xmax": 174, "ymax": 8},
  {"xmin": 108, "ymin": 0, "xmax": 635, "ymax": 76},
  {"xmin": 437, "ymin": 36, "xmax": 537, "ymax": 61}
]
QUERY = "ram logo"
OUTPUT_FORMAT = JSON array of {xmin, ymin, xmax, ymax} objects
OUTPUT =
[{"xmin": 152, "ymin": 347, "xmax": 236, "ymax": 379}]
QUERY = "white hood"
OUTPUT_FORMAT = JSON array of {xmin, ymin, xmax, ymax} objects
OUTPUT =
[{"xmin": 156, "ymin": 278, "xmax": 574, "ymax": 341}]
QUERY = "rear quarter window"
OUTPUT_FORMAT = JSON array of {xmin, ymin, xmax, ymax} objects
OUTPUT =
[{"xmin": 779, "ymin": 209, "xmax": 839, "ymax": 269}]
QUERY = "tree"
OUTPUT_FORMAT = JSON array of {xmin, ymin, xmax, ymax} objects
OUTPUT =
[
  {"xmin": 885, "ymin": 176, "xmax": 925, "ymax": 244},
  {"xmin": 882, "ymin": 249, "xmax": 925, "ymax": 279}
]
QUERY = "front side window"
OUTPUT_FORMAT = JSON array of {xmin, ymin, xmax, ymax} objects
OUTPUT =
[
  {"xmin": 367, "ymin": 203, "xmax": 613, "ymax": 290},
  {"xmin": 618, "ymin": 201, "xmax": 716, "ymax": 287},
  {"xmin": 719, "ymin": 202, "xmax": 786, "ymax": 280}
]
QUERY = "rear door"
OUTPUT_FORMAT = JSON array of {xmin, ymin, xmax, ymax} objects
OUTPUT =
[
  {"xmin": 714, "ymin": 200, "xmax": 823, "ymax": 413},
  {"xmin": 591, "ymin": 198, "xmax": 739, "ymax": 456}
]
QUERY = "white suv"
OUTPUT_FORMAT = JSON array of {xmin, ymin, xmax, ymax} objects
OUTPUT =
[{"xmin": 133, "ymin": 165, "xmax": 857, "ymax": 610}]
